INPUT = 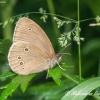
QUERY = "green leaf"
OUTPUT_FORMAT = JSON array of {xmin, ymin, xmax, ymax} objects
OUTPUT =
[
  {"xmin": 40, "ymin": 15, "xmax": 48, "ymax": 22},
  {"xmin": 39, "ymin": 8, "xmax": 44, "ymax": 13},
  {"xmin": 0, "ymin": 74, "xmax": 36, "ymax": 100},
  {"xmin": 95, "ymin": 15, "xmax": 100, "ymax": 23},
  {"xmin": 39, "ymin": 8, "xmax": 46, "ymax": 13},
  {"xmin": 3, "ymin": 20, "xmax": 8, "ymax": 28},
  {"xmin": 49, "ymin": 67, "xmax": 62, "ymax": 85},
  {"xmin": 20, "ymin": 74, "xmax": 36, "ymax": 92},
  {"xmin": 29, "ymin": 80, "xmax": 75, "ymax": 100},
  {"xmin": 0, "ymin": 76, "xmax": 21, "ymax": 100},
  {"xmin": 0, "ymin": 85, "xmax": 8, "ymax": 89},
  {"xmin": 0, "ymin": 84, "xmax": 10, "ymax": 90},
  {"xmin": 9, "ymin": 18, "xmax": 14, "ymax": 23},
  {"xmin": 61, "ymin": 77, "xmax": 100, "ymax": 100},
  {"xmin": 0, "ymin": 71, "xmax": 16, "ymax": 79},
  {"xmin": 82, "ymin": 38, "xmax": 100, "ymax": 55}
]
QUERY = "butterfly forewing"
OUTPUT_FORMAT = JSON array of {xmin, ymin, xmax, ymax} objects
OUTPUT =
[{"xmin": 13, "ymin": 17, "xmax": 55, "ymax": 56}]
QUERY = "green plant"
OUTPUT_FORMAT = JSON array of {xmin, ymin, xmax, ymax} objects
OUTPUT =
[{"xmin": 0, "ymin": 0, "xmax": 100, "ymax": 100}]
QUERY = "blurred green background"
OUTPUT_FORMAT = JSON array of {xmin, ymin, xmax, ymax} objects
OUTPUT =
[{"xmin": 0, "ymin": 0, "xmax": 100, "ymax": 100}]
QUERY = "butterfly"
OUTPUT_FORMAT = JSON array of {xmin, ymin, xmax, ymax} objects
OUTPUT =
[{"xmin": 8, "ymin": 17, "xmax": 62, "ymax": 75}]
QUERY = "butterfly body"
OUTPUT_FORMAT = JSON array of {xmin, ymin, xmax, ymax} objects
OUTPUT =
[{"xmin": 8, "ymin": 17, "xmax": 62, "ymax": 75}]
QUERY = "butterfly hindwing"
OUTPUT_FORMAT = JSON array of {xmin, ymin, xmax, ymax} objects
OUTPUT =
[{"xmin": 8, "ymin": 41, "xmax": 52, "ymax": 75}]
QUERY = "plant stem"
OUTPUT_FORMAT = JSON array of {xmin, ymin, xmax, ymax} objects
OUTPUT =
[
  {"xmin": 77, "ymin": 0, "xmax": 82, "ymax": 81},
  {"xmin": 62, "ymin": 72, "xmax": 79, "ymax": 84},
  {"xmin": 1, "ymin": 0, "xmax": 18, "ymax": 39},
  {"xmin": 46, "ymin": 0, "xmax": 60, "ymax": 38}
]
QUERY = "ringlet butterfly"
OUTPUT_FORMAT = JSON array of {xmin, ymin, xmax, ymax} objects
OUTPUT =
[{"xmin": 8, "ymin": 17, "xmax": 62, "ymax": 75}]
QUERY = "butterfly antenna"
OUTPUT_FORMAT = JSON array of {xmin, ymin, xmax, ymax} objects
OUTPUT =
[
  {"xmin": 59, "ymin": 43, "xmax": 71, "ymax": 54},
  {"xmin": 60, "ymin": 53, "xmax": 71, "ymax": 55}
]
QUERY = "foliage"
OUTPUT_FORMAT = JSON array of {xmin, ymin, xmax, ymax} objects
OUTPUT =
[
  {"xmin": 0, "ymin": 0, "xmax": 100, "ymax": 100},
  {"xmin": 0, "ymin": 73, "xmax": 36, "ymax": 100},
  {"xmin": 61, "ymin": 77, "xmax": 100, "ymax": 100}
]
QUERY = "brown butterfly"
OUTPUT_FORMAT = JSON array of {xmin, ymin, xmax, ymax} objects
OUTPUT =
[{"xmin": 8, "ymin": 17, "xmax": 62, "ymax": 75}]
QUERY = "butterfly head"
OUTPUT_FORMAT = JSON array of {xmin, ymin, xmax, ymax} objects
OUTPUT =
[{"xmin": 56, "ymin": 54, "xmax": 62, "ymax": 62}]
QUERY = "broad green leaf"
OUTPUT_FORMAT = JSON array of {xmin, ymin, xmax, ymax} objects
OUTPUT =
[
  {"xmin": 0, "ymin": 74, "xmax": 36, "ymax": 100},
  {"xmin": 29, "ymin": 80, "xmax": 75, "ymax": 100},
  {"xmin": 49, "ymin": 64, "xmax": 74, "ymax": 85},
  {"xmin": 20, "ymin": 74, "xmax": 36, "ymax": 92},
  {"xmin": 49, "ymin": 67, "xmax": 62, "ymax": 85},
  {"xmin": 0, "ymin": 76, "xmax": 21, "ymax": 100},
  {"xmin": 61, "ymin": 77, "xmax": 100, "ymax": 100}
]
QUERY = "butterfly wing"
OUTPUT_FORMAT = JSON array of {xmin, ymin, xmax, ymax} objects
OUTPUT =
[
  {"xmin": 13, "ymin": 17, "xmax": 55, "ymax": 56},
  {"xmin": 8, "ymin": 41, "xmax": 52, "ymax": 75}
]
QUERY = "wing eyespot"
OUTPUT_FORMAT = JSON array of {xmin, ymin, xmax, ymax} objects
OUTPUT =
[
  {"xmin": 24, "ymin": 48, "xmax": 29, "ymax": 52},
  {"xmin": 17, "ymin": 56, "xmax": 22, "ymax": 60},
  {"xmin": 24, "ymin": 45, "xmax": 29, "ymax": 52},
  {"xmin": 28, "ymin": 28, "xmax": 32, "ymax": 31},
  {"xmin": 19, "ymin": 61, "xmax": 24, "ymax": 65},
  {"xmin": 19, "ymin": 61, "xmax": 25, "ymax": 70},
  {"xmin": 22, "ymin": 67, "xmax": 25, "ymax": 69}
]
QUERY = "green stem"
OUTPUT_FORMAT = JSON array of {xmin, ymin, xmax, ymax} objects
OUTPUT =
[
  {"xmin": 46, "ymin": 0, "xmax": 60, "ymax": 38},
  {"xmin": 80, "ymin": 18, "xmax": 94, "ymax": 22},
  {"xmin": 92, "ymin": 95, "xmax": 100, "ymax": 100},
  {"xmin": 77, "ymin": 0, "xmax": 82, "ymax": 81},
  {"xmin": 62, "ymin": 72, "xmax": 79, "ymax": 84},
  {"xmin": 2, "ymin": 12, "xmax": 95, "ymax": 26},
  {"xmin": 2, "ymin": 12, "xmax": 77, "ymax": 24},
  {"xmin": 1, "ymin": 0, "xmax": 18, "ymax": 39}
]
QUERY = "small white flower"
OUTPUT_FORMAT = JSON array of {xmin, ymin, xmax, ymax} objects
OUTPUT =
[{"xmin": 53, "ymin": 17, "xmax": 57, "ymax": 20}]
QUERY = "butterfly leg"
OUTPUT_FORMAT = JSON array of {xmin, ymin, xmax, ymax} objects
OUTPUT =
[
  {"xmin": 46, "ymin": 69, "xmax": 50, "ymax": 79},
  {"xmin": 56, "ymin": 61, "xmax": 66, "ymax": 71}
]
